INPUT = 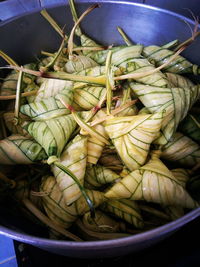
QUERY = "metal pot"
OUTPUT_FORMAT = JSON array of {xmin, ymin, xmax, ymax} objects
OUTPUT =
[{"xmin": 0, "ymin": 1, "xmax": 200, "ymax": 258}]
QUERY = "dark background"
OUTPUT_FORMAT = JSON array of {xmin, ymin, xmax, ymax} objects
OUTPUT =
[{"xmin": 0, "ymin": 0, "xmax": 200, "ymax": 22}]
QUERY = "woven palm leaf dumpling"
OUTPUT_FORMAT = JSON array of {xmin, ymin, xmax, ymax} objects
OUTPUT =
[{"xmin": 0, "ymin": 0, "xmax": 200, "ymax": 241}]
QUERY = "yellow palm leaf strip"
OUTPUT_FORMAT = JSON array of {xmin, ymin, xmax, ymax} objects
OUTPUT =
[
  {"xmin": 90, "ymin": 99, "xmax": 137, "ymax": 127},
  {"xmin": 47, "ymin": 157, "xmax": 95, "ymax": 218},
  {"xmin": 87, "ymin": 109, "xmax": 109, "ymax": 164},
  {"xmin": 68, "ymin": 4, "xmax": 99, "ymax": 57},
  {"xmin": 75, "ymin": 219, "xmax": 130, "ymax": 240},
  {"xmin": 0, "ymin": 135, "xmax": 47, "ymax": 165},
  {"xmin": 171, "ymin": 168, "xmax": 191, "ymax": 188},
  {"xmin": 72, "ymin": 46, "xmax": 107, "ymax": 52},
  {"xmin": 114, "ymin": 46, "xmax": 185, "ymax": 81},
  {"xmin": 22, "ymin": 198, "xmax": 82, "ymax": 241},
  {"xmin": 40, "ymin": 176, "xmax": 78, "ymax": 228},
  {"xmin": 105, "ymin": 112, "xmax": 163, "ymax": 171},
  {"xmin": 1, "ymin": 65, "xmax": 106, "ymax": 86},
  {"xmin": 51, "ymin": 135, "xmax": 87, "ymax": 205},
  {"xmin": 101, "ymin": 199, "xmax": 144, "ymax": 229},
  {"xmin": 0, "ymin": 50, "xmax": 19, "ymax": 67},
  {"xmin": 82, "ymin": 210, "xmax": 125, "ymax": 233},
  {"xmin": 84, "ymin": 90, "xmax": 107, "ymax": 123},
  {"xmin": 105, "ymin": 51, "xmax": 114, "ymax": 115},
  {"xmin": 40, "ymin": 9, "xmax": 68, "ymax": 41},
  {"xmin": 161, "ymin": 132, "xmax": 200, "ymax": 167},
  {"xmin": 105, "ymin": 151, "xmax": 198, "ymax": 209},
  {"xmin": 41, "ymin": 176, "xmax": 105, "ymax": 226},
  {"xmin": 41, "ymin": 51, "xmax": 54, "ymax": 57},
  {"xmin": 59, "ymin": 96, "xmax": 109, "ymax": 145},
  {"xmin": 117, "ymin": 27, "xmax": 133, "ymax": 46},
  {"xmin": 85, "ymin": 165, "xmax": 120, "ymax": 188},
  {"xmin": 40, "ymin": 38, "xmax": 66, "ymax": 72},
  {"xmin": 14, "ymin": 70, "xmax": 23, "ymax": 125},
  {"xmin": 0, "ymin": 90, "xmax": 37, "ymax": 100}
]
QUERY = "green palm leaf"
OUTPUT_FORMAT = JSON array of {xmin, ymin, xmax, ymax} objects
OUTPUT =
[
  {"xmin": 101, "ymin": 199, "xmax": 144, "ymax": 228},
  {"xmin": 91, "ymin": 45, "xmax": 143, "ymax": 65},
  {"xmin": 73, "ymin": 85, "xmax": 106, "ymax": 110},
  {"xmin": 0, "ymin": 72, "xmax": 19, "ymax": 96},
  {"xmin": 105, "ymin": 112, "xmax": 163, "ymax": 171},
  {"xmin": 105, "ymin": 151, "xmax": 197, "ymax": 209},
  {"xmin": 3, "ymin": 112, "xmax": 29, "ymax": 136},
  {"xmin": 119, "ymin": 57, "xmax": 169, "ymax": 87},
  {"xmin": 34, "ymin": 78, "xmax": 74, "ymax": 102},
  {"xmin": 20, "ymin": 86, "xmax": 74, "ymax": 120},
  {"xmin": 25, "ymin": 114, "xmax": 77, "ymax": 157},
  {"xmin": 52, "ymin": 135, "xmax": 87, "ymax": 205},
  {"xmin": 82, "ymin": 210, "xmax": 125, "ymax": 233},
  {"xmin": 179, "ymin": 114, "xmax": 200, "ymax": 144},
  {"xmin": 130, "ymin": 83, "xmax": 200, "ymax": 144},
  {"xmin": 0, "ymin": 135, "xmax": 47, "ymax": 164},
  {"xmin": 162, "ymin": 132, "xmax": 200, "ymax": 167},
  {"xmin": 165, "ymin": 72, "xmax": 195, "ymax": 88},
  {"xmin": 143, "ymin": 45, "xmax": 199, "ymax": 74},
  {"xmin": 85, "ymin": 164, "xmax": 120, "ymax": 188},
  {"xmin": 65, "ymin": 55, "xmax": 98, "ymax": 73},
  {"xmin": 87, "ymin": 110, "xmax": 109, "ymax": 164},
  {"xmin": 41, "ymin": 175, "xmax": 105, "ymax": 229}
]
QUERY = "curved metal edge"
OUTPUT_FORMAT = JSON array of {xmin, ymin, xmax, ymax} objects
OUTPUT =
[
  {"xmin": 0, "ymin": 207, "xmax": 200, "ymax": 249},
  {"xmin": 0, "ymin": 0, "xmax": 197, "ymax": 27}
]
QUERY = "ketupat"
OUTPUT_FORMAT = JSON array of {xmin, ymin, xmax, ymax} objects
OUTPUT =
[
  {"xmin": 105, "ymin": 151, "xmax": 198, "ymax": 209},
  {"xmin": 52, "ymin": 134, "xmax": 88, "ymax": 205}
]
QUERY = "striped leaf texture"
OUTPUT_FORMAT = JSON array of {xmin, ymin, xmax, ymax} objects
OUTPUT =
[
  {"xmin": 0, "ymin": 64, "xmax": 36, "ymax": 96},
  {"xmin": 91, "ymin": 45, "xmax": 143, "ymax": 66},
  {"xmin": 105, "ymin": 151, "xmax": 197, "ymax": 209},
  {"xmin": 101, "ymin": 199, "xmax": 144, "ymax": 229},
  {"xmin": 87, "ymin": 110, "xmax": 108, "ymax": 164},
  {"xmin": 105, "ymin": 112, "xmax": 163, "ymax": 171},
  {"xmin": 165, "ymin": 72, "xmax": 195, "ymax": 88},
  {"xmin": 52, "ymin": 135, "xmax": 87, "ymax": 205},
  {"xmin": 130, "ymin": 83, "xmax": 200, "ymax": 144},
  {"xmin": 179, "ymin": 114, "xmax": 200, "ymax": 144},
  {"xmin": 0, "ymin": 135, "xmax": 47, "ymax": 164},
  {"xmin": 0, "ymin": 72, "xmax": 19, "ymax": 96},
  {"xmin": 20, "ymin": 86, "xmax": 74, "ymax": 121},
  {"xmin": 76, "ymin": 33, "xmax": 102, "ymax": 58},
  {"xmin": 143, "ymin": 45, "xmax": 195, "ymax": 74},
  {"xmin": 34, "ymin": 79, "xmax": 74, "ymax": 102},
  {"xmin": 3, "ymin": 112, "xmax": 29, "ymax": 136},
  {"xmin": 41, "ymin": 176, "xmax": 105, "ymax": 229},
  {"xmin": 24, "ymin": 83, "xmax": 39, "ymax": 103},
  {"xmin": 73, "ymin": 85, "xmax": 106, "ymax": 110},
  {"xmin": 120, "ymin": 58, "xmax": 169, "ymax": 87},
  {"xmin": 84, "ymin": 164, "xmax": 120, "ymax": 188},
  {"xmin": 65, "ymin": 55, "xmax": 98, "ymax": 73},
  {"xmin": 82, "ymin": 210, "xmax": 124, "ymax": 233},
  {"xmin": 162, "ymin": 132, "xmax": 200, "ymax": 167},
  {"xmin": 171, "ymin": 168, "xmax": 190, "ymax": 188},
  {"xmin": 77, "ymin": 65, "xmax": 106, "ymax": 77},
  {"xmin": 25, "ymin": 114, "xmax": 77, "ymax": 157}
]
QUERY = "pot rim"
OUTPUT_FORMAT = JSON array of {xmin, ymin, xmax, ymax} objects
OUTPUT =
[
  {"xmin": 0, "ymin": 206, "xmax": 199, "ymax": 248},
  {"xmin": 0, "ymin": 0, "xmax": 197, "ymax": 27}
]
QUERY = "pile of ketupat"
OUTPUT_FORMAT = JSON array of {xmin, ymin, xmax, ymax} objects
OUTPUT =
[{"xmin": 0, "ymin": 0, "xmax": 200, "ymax": 241}]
